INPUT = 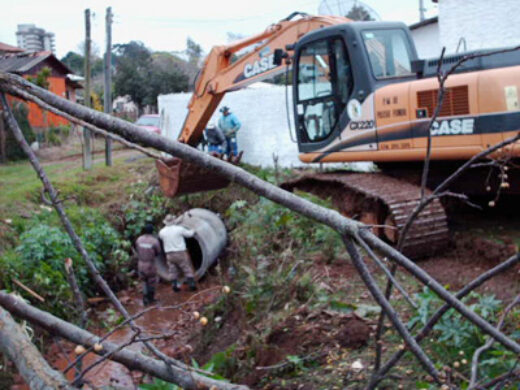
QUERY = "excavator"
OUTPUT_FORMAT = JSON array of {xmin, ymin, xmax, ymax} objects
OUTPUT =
[{"xmin": 156, "ymin": 12, "xmax": 520, "ymax": 258}]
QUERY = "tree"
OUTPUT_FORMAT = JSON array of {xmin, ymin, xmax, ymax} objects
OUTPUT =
[
  {"xmin": 346, "ymin": 4, "xmax": 374, "ymax": 21},
  {"xmin": 186, "ymin": 37, "xmax": 203, "ymax": 67},
  {"xmin": 61, "ymin": 51, "xmax": 104, "ymax": 77},
  {"xmin": 61, "ymin": 51, "xmax": 84, "ymax": 75},
  {"xmin": 113, "ymin": 42, "xmax": 190, "ymax": 112}
]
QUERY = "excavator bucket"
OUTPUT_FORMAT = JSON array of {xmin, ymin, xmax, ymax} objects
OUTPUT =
[{"xmin": 156, "ymin": 152, "xmax": 243, "ymax": 197}]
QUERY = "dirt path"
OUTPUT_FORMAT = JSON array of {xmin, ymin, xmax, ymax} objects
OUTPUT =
[{"xmin": 11, "ymin": 276, "xmax": 222, "ymax": 389}]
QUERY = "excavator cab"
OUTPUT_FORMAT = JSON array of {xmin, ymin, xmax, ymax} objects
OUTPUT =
[{"xmin": 292, "ymin": 22, "xmax": 417, "ymax": 158}]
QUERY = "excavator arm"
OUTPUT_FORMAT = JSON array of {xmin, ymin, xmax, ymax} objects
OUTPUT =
[
  {"xmin": 178, "ymin": 12, "xmax": 349, "ymax": 145},
  {"xmin": 157, "ymin": 13, "xmax": 349, "ymax": 197}
]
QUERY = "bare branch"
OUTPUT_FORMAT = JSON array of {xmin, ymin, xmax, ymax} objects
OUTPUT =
[
  {"xmin": 366, "ymin": 252, "xmax": 520, "ymax": 388},
  {"xmin": 0, "ymin": 292, "xmax": 249, "ymax": 390},
  {"xmin": 342, "ymin": 237, "xmax": 441, "ymax": 383},
  {"xmin": 0, "ymin": 92, "xmax": 241, "ymax": 390},
  {"xmin": 468, "ymin": 294, "xmax": 520, "ymax": 388},
  {"xmin": 7, "ymin": 84, "xmax": 165, "ymax": 162}
]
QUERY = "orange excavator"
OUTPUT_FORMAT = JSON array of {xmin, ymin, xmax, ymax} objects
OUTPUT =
[{"xmin": 157, "ymin": 12, "xmax": 520, "ymax": 257}]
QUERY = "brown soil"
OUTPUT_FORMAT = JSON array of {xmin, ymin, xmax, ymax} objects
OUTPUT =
[
  {"xmin": 419, "ymin": 233, "xmax": 520, "ymax": 301},
  {"xmin": 11, "ymin": 276, "xmax": 223, "ymax": 389}
]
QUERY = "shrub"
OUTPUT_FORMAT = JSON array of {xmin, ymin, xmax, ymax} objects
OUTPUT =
[
  {"xmin": 407, "ymin": 288, "xmax": 519, "ymax": 386},
  {"xmin": 0, "ymin": 207, "xmax": 131, "ymax": 318}
]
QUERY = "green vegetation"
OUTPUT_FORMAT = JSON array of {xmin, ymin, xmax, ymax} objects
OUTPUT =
[
  {"xmin": 1, "ymin": 207, "xmax": 130, "ymax": 318},
  {"xmin": 113, "ymin": 41, "xmax": 190, "ymax": 112},
  {"xmin": 0, "ymin": 155, "xmax": 154, "ymax": 319},
  {"xmin": 3, "ymin": 101, "xmax": 35, "ymax": 161}
]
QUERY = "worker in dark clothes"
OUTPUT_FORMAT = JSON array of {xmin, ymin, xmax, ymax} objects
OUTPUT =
[
  {"xmin": 205, "ymin": 121, "xmax": 226, "ymax": 154},
  {"xmin": 135, "ymin": 223, "xmax": 161, "ymax": 305}
]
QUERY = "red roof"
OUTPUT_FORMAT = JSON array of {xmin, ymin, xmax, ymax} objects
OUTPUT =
[{"xmin": 0, "ymin": 42, "xmax": 24, "ymax": 53}]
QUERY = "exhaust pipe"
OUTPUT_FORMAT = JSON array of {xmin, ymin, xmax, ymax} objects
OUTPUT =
[{"xmin": 156, "ymin": 208, "xmax": 227, "ymax": 281}]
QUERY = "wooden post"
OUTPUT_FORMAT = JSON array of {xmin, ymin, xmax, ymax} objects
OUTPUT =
[
  {"xmin": 104, "ymin": 6, "xmax": 113, "ymax": 166},
  {"xmin": 83, "ymin": 8, "xmax": 92, "ymax": 170}
]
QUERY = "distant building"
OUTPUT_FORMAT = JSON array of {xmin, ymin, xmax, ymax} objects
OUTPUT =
[
  {"xmin": 16, "ymin": 24, "xmax": 56, "ymax": 54},
  {"xmin": 0, "ymin": 51, "xmax": 81, "ymax": 130}
]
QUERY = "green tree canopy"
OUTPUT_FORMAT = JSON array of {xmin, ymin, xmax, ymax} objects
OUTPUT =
[
  {"xmin": 61, "ymin": 51, "xmax": 104, "ymax": 77},
  {"xmin": 113, "ymin": 41, "xmax": 189, "ymax": 112},
  {"xmin": 346, "ymin": 5, "xmax": 374, "ymax": 21}
]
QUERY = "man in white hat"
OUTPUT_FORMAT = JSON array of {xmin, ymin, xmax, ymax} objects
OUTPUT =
[{"xmin": 159, "ymin": 214, "xmax": 197, "ymax": 292}]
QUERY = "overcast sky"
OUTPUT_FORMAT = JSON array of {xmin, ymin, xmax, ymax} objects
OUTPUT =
[{"xmin": 0, "ymin": 0, "xmax": 438, "ymax": 59}]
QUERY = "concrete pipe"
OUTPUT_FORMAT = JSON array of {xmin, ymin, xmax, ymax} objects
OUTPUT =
[{"xmin": 156, "ymin": 208, "xmax": 227, "ymax": 282}]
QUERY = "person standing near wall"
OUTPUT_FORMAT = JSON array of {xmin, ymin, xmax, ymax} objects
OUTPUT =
[
  {"xmin": 135, "ymin": 223, "xmax": 161, "ymax": 305},
  {"xmin": 159, "ymin": 214, "xmax": 197, "ymax": 292},
  {"xmin": 218, "ymin": 106, "xmax": 241, "ymax": 157}
]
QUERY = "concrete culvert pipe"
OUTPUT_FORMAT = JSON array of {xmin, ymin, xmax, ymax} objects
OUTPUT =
[{"xmin": 156, "ymin": 208, "xmax": 227, "ymax": 282}]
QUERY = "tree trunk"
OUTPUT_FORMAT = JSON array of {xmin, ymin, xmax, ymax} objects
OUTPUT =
[{"xmin": 0, "ymin": 304, "xmax": 75, "ymax": 390}]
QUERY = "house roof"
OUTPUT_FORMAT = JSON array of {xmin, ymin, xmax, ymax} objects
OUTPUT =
[
  {"xmin": 0, "ymin": 42, "xmax": 24, "ymax": 53},
  {"xmin": 0, "ymin": 51, "xmax": 72, "ymax": 75},
  {"xmin": 409, "ymin": 16, "xmax": 438, "ymax": 30}
]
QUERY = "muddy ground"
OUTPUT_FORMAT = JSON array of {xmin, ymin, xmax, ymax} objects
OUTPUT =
[{"xmin": 4, "ymin": 144, "xmax": 520, "ymax": 389}]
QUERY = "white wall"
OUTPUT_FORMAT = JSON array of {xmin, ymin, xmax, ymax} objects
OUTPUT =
[
  {"xmin": 158, "ymin": 83, "xmax": 308, "ymax": 168},
  {"xmin": 411, "ymin": 22, "xmax": 441, "ymax": 59},
  {"xmin": 439, "ymin": 0, "xmax": 520, "ymax": 54},
  {"xmin": 158, "ymin": 84, "xmax": 371, "ymax": 170}
]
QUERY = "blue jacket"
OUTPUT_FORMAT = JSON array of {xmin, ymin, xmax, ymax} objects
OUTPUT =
[{"xmin": 218, "ymin": 113, "xmax": 241, "ymax": 138}]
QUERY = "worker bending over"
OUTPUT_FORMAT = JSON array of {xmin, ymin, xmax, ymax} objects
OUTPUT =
[
  {"xmin": 205, "ymin": 121, "xmax": 226, "ymax": 154},
  {"xmin": 135, "ymin": 223, "xmax": 161, "ymax": 305},
  {"xmin": 159, "ymin": 214, "xmax": 197, "ymax": 292}
]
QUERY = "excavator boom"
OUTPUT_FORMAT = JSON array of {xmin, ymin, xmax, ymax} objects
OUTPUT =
[{"xmin": 156, "ymin": 13, "xmax": 349, "ymax": 197}]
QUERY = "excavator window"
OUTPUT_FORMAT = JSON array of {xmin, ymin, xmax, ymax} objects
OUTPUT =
[
  {"xmin": 296, "ymin": 38, "xmax": 352, "ymax": 143},
  {"xmin": 362, "ymin": 29, "xmax": 414, "ymax": 79}
]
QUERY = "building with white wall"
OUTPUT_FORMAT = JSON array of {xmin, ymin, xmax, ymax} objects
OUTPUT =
[
  {"xmin": 437, "ymin": 0, "xmax": 520, "ymax": 54},
  {"xmin": 16, "ymin": 24, "xmax": 55, "ymax": 54},
  {"xmin": 409, "ymin": 17, "xmax": 440, "ymax": 59},
  {"xmin": 158, "ymin": 83, "xmax": 370, "ymax": 170},
  {"xmin": 410, "ymin": 0, "xmax": 520, "ymax": 59}
]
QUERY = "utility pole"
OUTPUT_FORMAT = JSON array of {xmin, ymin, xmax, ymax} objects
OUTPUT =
[
  {"xmin": 82, "ymin": 8, "xmax": 92, "ymax": 170},
  {"xmin": 104, "ymin": 6, "xmax": 113, "ymax": 166},
  {"xmin": 419, "ymin": 0, "xmax": 426, "ymax": 21}
]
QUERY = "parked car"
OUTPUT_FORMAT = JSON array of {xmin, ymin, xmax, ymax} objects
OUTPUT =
[{"xmin": 135, "ymin": 114, "xmax": 160, "ymax": 134}]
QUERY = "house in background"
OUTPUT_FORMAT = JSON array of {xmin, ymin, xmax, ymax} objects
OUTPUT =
[
  {"xmin": 0, "ymin": 42, "xmax": 25, "ymax": 55},
  {"xmin": 0, "ymin": 49, "xmax": 82, "ymax": 131},
  {"xmin": 410, "ymin": 0, "xmax": 520, "ymax": 59}
]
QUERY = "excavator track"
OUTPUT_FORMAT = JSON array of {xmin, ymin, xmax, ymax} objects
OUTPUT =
[{"xmin": 281, "ymin": 172, "xmax": 449, "ymax": 259}]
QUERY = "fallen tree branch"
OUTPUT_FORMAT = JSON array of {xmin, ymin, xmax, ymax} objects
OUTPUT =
[
  {"xmin": 367, "ymin": 252, "xmax": 520, "ymax": 388},
  {"xmin": 0, "ymin": 303, "xmax": 76, "ymax": 390},
  {"xmin": 7, "ymin": 84, "xmax": 165, "ymax": 162},
  {"xmin": 0, "ymin": 92, "xmax": 239, "ymax": 390},
  {"xmin": 342, "ymin": 236, "xmax": 440, "ymax": 383},
  {"xmin": 2, "ymin": 72, "xmax": 520, "ymax": 381},
  {"xmin": 0, "ymin": 292, "xmax": 248, "ymax": 390}
]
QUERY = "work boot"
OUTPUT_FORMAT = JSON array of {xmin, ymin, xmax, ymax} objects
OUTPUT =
[
  {"xmin": 143, "ymin": 284, "xmax": 150, "ymax": 305},
  {"xmin": 187, "ymin": 277, "xmax": 197, "ymax": 291},
  {"xmin": 147, "ymin": 287, "xmax": 157, "ymax": 305},
  {"xmin": 172, "ymin": 280, "xmax": 180, "ymax": 292}
]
